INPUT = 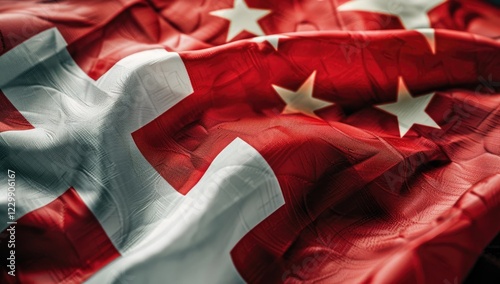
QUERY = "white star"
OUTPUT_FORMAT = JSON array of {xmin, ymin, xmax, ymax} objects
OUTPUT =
[
  {"xmin": 272, "ymin": 71, "xmax": 334, "ymax": 119},
  {"xmin": 416, "ymin": 28, "xmax": 436, "ymax": 54},
  {"xmin": 375, "ymin": 77, "xmax": 440, "ymax": 137},
  {"xmin": 337, "ymin": 0, "xmax": 446, "ymax": 52},
  {"xmin": 251, "ymin": 35, "xmax": 287, "ymax": 50},
  {"xmin": 210, "ymin": 0, "xmax": 271, "ymax": 42}
]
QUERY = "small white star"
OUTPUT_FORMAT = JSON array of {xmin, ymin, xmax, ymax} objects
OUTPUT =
[
  {"xmin": 375, "ymin": 77, "xmax": 440, "ymax": 137},
  {"xmin": 251, "ymin": 35, "xmax": 287, "ymax": 50},
  {"xmin": 210, "ymin": 0, "xmax": 271, "ymax": 42},
  {"xmin": 416, "ymin": 28, "xmax": 436, "ymax": 54},
  {"xmin": 272, "ymin": 71, "xmax": 334, "ymax": 119},
  {"xmin": 337, "ymin": 0, "xmax": 446, "ymax": 53}
]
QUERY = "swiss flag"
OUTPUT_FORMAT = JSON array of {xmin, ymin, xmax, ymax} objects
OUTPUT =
[{"xmin": 0, "ymin": 0, "xmax": 500, "ymax": 283}]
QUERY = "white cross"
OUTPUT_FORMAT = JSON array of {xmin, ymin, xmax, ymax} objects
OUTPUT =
[
  {"xmin": 375, "ymin": 77, "xmax": 440, "ymax": 137},
  {"xmin": 338, "ymin": 0, "xmax": 446, "ymax": 53},
  {"xmin": 210, "ymin": 0, "xmax": 271, "ymax": 42},
  {"xmin": 0, "ymin": 28, "xmax": 284, "ymax": 283}
]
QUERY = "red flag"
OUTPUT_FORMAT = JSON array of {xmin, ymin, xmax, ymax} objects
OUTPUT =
[{"xmin": 0, "ymin": 0, "xmax": 499, "ymax": 283}]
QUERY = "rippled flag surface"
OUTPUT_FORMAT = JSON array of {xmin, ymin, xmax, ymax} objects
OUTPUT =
[{"xmin": 0, "ymin": 0, "xmax": 500, "ymax": 283}]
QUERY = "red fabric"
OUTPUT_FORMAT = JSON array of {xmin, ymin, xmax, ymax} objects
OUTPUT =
[{"xmin": 0, "ymin": 188, "xmax": 120, "ymax": 283}]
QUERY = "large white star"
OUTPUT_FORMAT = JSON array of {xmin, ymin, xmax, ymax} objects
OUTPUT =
[
  {"xmin": 375, "ymin": 77, "xmax": 440, "ymax": 137},
  {"xmin": 337, "ymin": 0, "xmax": 446, "ymax": 52},
  {"xmin": 251, "ymin": 35, "xmax": 287, "ymax": 51},
  {"xmin": 210, "ymin": 0, "xmax": 271, "ymax": 42},
  {"xmin": 272, "ymin": 71, "xmax": 334, "ymax": 119}
]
